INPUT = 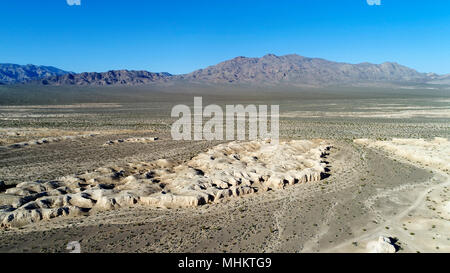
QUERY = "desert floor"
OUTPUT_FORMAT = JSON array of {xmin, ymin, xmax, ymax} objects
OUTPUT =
[{"xmin": 0, "ymin": 90, "xmax": 449, "ymax": 253}]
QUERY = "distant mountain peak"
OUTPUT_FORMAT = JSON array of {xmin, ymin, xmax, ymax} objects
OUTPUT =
[{"xmin": 182, "ymin": 54, "xmax": 431, "ymax": 86}]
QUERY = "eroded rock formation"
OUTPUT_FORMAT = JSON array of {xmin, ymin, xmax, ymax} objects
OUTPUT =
[
  {"xmin": 0, "ymin": 139, "xmax": 331, "ymax": 227},
  {"xmin": 366, "ymin": 236, "xmax": 398, "ymax": 253}
]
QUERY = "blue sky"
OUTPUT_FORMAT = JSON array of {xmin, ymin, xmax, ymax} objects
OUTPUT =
[{"xmin": 1, "ymin": 0, "xmax": 449, "ymax": 74}]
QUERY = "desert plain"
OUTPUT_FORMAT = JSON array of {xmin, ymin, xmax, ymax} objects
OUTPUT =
[{"xmin": 0, "ymin": 85, "xmax": 449, "ymax": 253}]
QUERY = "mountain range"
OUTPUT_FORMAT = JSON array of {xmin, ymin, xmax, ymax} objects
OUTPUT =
[
  {"xmin": 1, "ymin": 54, "xmax": 447, "ymax": 86},
  {"xmin": 0, "ymin": 64, "xmax": 69, "ymax": 84},
  {"xmin": 39, "ymin": 70, "xmax": 173, "ymax": 86}
]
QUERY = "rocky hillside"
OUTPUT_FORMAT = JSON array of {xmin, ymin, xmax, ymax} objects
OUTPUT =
[
  {"xmin": 0, "ymin": 64, "xmax": 69, "ymax": 84},
  {"xmin": 39, "ymin": 70, "xmax": 173, "ymax": 85},
  {"xmin": 182, "ymin": 54, "xmax": 431, "ymax": 85}
]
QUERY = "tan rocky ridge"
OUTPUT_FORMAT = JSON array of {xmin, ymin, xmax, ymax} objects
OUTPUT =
[{"xmin": 0, "ymin": 139, "xmax": 331, "ymax": 228}]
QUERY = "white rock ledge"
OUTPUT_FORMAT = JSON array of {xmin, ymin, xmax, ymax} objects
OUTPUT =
[{"xmin": 0, "ymin": 139, "xmax": 331, "ymax": 228}]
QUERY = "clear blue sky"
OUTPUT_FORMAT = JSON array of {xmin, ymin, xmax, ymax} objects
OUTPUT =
[{"xmin": 1, "ymin": 0, "xmax": 449, "ymax": 74}]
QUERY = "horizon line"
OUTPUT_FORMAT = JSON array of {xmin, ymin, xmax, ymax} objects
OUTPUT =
[{"xmin": 1, "ymin": 53, "xmax": 447, "ymax": 76}]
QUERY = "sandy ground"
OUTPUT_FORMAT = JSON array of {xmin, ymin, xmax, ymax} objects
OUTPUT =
[
  {"xmin": 329, "ymin": 138, "xmax": 450, "ymax": 253},
  {"xmin": 0, "ymin": 95, "xmax": 449, "ymax": 253}
]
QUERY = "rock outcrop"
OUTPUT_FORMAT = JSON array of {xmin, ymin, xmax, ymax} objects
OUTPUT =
[
  {"xmin": 0, "ymin": 139, "xmax": 331, "ymax": 227},
  {"xmin": 366, "ymin": 236, "xmax": 398, "ymax": 253}
]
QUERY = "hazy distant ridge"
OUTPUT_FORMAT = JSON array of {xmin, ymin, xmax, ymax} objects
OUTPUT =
[{"xmin": 0, "ymin": 64, "xmax": 69, "ymax": 84}]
